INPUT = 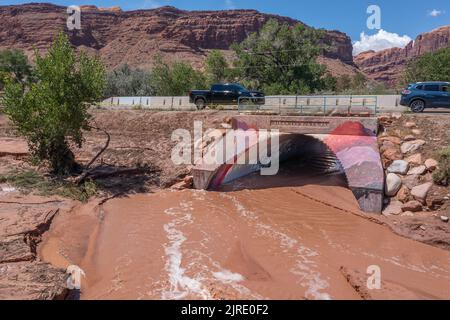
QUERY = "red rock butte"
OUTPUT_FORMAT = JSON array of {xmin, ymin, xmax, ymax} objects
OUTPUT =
[
  {"xmin": 355, "ymin": 26, "xmax": 450, "ymax": 86},
  {"xmin": 0, "ymin": 3, "xmax": 355, "ymax": 76}
]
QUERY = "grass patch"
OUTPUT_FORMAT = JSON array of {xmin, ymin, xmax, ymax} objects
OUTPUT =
[
  {"xmin": 0, "ymin": 170, "xmax": 98, "ymax": 202},
  {"xmin": 433, "ymin": 147, "xmax": 450, "ymax": 187}
]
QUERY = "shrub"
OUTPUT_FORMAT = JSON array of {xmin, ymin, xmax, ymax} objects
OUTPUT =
[
  {"xmin": 104, "ymin": 64, "xmax": 153, "ymax": 97},
  {"xmin": 433, "ymin": 147, "xmax": 450, "ymax": 186},
  {"xmin": 151, "ymin": 56, "xmax": 206, "ymax": 96}
]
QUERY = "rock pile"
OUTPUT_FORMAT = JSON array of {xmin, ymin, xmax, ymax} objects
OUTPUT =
[{"xmin": 378, "ymin": 115, "xmax": 447, "ymax": 217}]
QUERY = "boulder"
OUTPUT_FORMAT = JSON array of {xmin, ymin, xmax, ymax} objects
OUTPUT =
[
  {"xmin": 401, "ymin": 200, "xmax": 422, "ymax": 212},
  {"xmin": 441, "ymin": 216, "xmax": 449, "ymax": 223},
  {"xmin": 380, "ymin": 141, "xmax": 396, "ymax": 153},
  {"xmin": 171, "ymin": 179, "xmax": 193, "ymax": 190},
  {"xmin": 387, "ymin": 160, "xmax": 409, "ymax": 175},
  {"xmin": 411, "ymin": 182, "xmax": 433, "ymax": 203},
  {"xmin": 403, "ymin": 135, "xmax": 415, "ymax": 142},
  {"xmin": 183, "ymin": 175, "xmax": 194, "ymax": 186},
  {"xmin": 402, "ymin": 175, "xmax": 420, "ymax": 190},
  {"xmin": 405, "ymin": 153, "xmax": 423, "ymax": 166},
  {"xmin": 411, "ymin": 129, "xmax": 422, "ymax": 135},
  {"xmin": 426, "ymin": 195, "xmax": 445, "ymax": 210},
  {"xmin": 385, "ymin": 173, "xmax": 402, "ymax": 197},
  {"xmin": 383, "ymin": 148, "xmax": 403, "ymax": 162},
  {"xmin": 401, "ymin": 140, "xmax": 426, "ymax": 154},
  {"xmin": 405, "ymin": 122, "xmax": 416, "ymax": 128},
  {"xmin": 380, "ymin": 136, "xmax": 402, "ymax": 145},
  {"xmin": 382, "ymin": 200, "xmax": 403, "ymax": 216},
  {"xmin": 407, "ymin": 165, "xmax": 427, "ymax": 176},
  {"xmin": 424, "ymin": 158, "xmax": 439, "ymax": 171},
  {"xmin": 392, "ymin": 113, "xmax": 402, "ymax": 120},
  {"xmin": 396, "ymin": 186, "xmax": 411, "ymax": 203},
  {"xmin": 401, "ymin": 211, "xmax": 415, "ymax": 217}
]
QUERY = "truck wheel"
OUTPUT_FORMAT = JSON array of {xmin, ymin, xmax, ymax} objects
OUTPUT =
[
  {"xmin": 410, "ymin": 99, "xmax": 425, "ymax": 113},
  {"xmin": 195, "ymin": 98, "xmax": 206, "ymax": 110},
  {"xmin": 240, "ymin": 98, "xmax": 250, "ymax": 105}
]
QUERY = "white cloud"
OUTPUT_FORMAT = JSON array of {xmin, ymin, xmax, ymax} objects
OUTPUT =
[
  {"xmin": 428, "ymin": 9, "xmax": 445, "ymax": 17},
  {"xmin": 225, "ymin": 0, "xmax": 236, "ymax": 9},
  {"xmin": 353, "ymin": 29, "xmax": 412, "ymax": 55}
]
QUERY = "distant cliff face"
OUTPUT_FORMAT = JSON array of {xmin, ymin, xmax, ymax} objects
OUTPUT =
[
  {"xmin": 0, "ymin": 3, "xmax": 356, "ymax": 76},
  {"xmin": 355, "ymin": 26, "xmax": 450, "ymax": 86}
]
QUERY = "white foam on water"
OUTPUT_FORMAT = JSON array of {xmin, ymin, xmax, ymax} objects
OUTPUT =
[
  {"xmin": 161, "ymin": 204, "xmax": 212, "ymax": 300},
  {"xmin": 256, "ymin": 223, "xmax": 298, "ymax": 250},
  {"xmin": 208, "ymin": 259, "xmax": 265, "ymax": 300},
  {"xmin": 191, "ymin": 190, "xmax": 207, "ymax": 201},
  {"xmin": 291, "ymin": 251, "xmax": 331, "ymax": 301},
  {"xmin": 362, "ymin": 252, "xmax": 431, "ymax": 275},
  {"xmin": 212, "ymin": 270, "xmax": 244, "ymax": 283},
  {"xmin": 219, "ymin": 193, "xmax": 258, "ymax": 220}
]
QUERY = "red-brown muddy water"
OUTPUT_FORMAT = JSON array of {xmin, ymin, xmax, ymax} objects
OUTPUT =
[{"xmin": 40, "ymin": 164, "xmax": 450, "ymax": 300}]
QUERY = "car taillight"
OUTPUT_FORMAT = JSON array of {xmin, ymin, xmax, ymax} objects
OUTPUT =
[{"xmin": 402, "ymin": 90, "xmax": 412, "ymax": 95}]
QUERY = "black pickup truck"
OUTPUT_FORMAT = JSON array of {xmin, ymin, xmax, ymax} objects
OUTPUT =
[{"xmin": 189, "ymin": 83, "xmax": 265, "ymax": 110}]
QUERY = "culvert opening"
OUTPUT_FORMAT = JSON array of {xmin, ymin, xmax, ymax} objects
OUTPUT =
[{"xmin": 217, "ymin": 134, "xmax": 349, "ymax": 192}]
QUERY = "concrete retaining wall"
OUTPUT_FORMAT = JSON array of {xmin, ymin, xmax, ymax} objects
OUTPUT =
[
  {"xmin": 101, "ymin": 95, "xmax": 406, "ymax": 112},
  {"xmin": 101, "ymin": 96, "xmax": 195, "ymax": 111}
]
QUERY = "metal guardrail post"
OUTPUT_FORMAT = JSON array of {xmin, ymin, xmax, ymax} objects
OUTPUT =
[
  {"xmin": 349, "ymin": 95, "xmax": 353, "ymax": 115},
  {"xmin": 375, "ymin": 96, "xmax": 378, "ymax": 114}
]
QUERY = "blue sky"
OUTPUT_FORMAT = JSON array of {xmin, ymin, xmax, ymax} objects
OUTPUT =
[{"xmin": 2, "ymin": 0, "xmax": 449, "ymax": 54}]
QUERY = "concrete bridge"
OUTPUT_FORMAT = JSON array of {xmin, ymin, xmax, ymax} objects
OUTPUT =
[{"xmin": 193, "ymin": 115, "xmax": 384, "ymax": 214}]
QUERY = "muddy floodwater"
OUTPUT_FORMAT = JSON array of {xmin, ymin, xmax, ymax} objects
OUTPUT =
[{"xmin": 40, "ymin": 162, "xmax": 450, "ymax": 300}]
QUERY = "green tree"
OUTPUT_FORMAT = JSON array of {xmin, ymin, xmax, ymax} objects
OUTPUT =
[
  {"xmin": 2, "ymin": 32, "xmax": 106, "ymax": 175},
  {"xmin": 404, "ymin": 45, "xmax": 450, "ymax": 84},
  {"xmin": 205, "ymin": 50, "xmax": 229, "ymax": 84},
  {"xmin": 151, "ymin": 56, "xmax": 206, "ymax": 96},
  {"xmin": 105, "ymin": 64, "xmax": 153, "ymax": 97},
  {"xmin": 232, "ymin": 19, "xmax": 328, "ymax": 95},
  {"xmin": 0, "ymin": 49, "xmax": 33, "ymax": 89}
]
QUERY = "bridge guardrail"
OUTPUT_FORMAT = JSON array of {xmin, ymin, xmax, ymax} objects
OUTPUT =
[{"xmin": 238, "ymin": 95, "xmax": 378, "ymax": 116}]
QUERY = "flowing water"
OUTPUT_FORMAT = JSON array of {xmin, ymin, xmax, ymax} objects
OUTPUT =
[{"xmin": 39, "ymin": 161, "xmax": 450, "ymax": 300}]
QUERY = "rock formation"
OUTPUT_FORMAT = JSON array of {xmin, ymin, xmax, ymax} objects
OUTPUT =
[
  {"xmin": 355, "ymin": 26, "xmax": 450, "ymax": 86},
  {"xmin": 0, "ymin": 3, "xmax": 356, "ymax": 76}
]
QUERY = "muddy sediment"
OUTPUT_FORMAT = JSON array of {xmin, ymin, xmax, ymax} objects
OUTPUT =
[{"xmin": 39, "ymin": 166, "xmax": 450, "ymax": 300}]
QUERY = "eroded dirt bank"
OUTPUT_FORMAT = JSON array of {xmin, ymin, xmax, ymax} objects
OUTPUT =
[
  {"xmin": 0, "ymin": 190, "xmax": 74, "ymax": 299},
  {"xmin": 39, "ymin": 166, "xmax": 450, "ymax": 300}
]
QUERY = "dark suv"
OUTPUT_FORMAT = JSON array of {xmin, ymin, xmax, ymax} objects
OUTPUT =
[{"xmin": 400, "ymin": 82, "xmax": 450, "ymax": 113}]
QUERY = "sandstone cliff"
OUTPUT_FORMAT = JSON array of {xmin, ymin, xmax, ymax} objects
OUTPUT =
[
  {"xmin": 355, "ymin": 26, "xmax": 450, "ymax": 86},
  {"xmin": 0, "ymin": 3, "xmax": 356, "ymax": 76}
]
